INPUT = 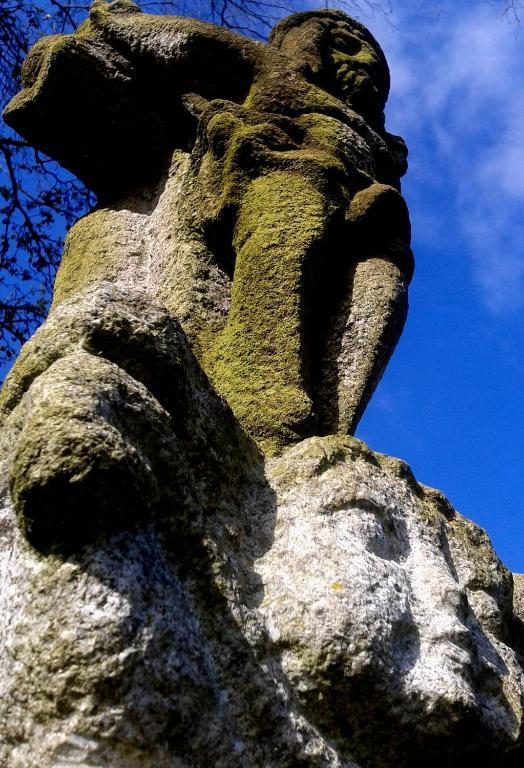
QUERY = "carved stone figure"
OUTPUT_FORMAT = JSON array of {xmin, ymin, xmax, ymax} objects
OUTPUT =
[
  {"xmin": 2, "ymin": 5, "xmax": 524, "ymax": 767},
  {"xmin": 4, "ymin": 0, "xmax": 413, "ymax": 457}
]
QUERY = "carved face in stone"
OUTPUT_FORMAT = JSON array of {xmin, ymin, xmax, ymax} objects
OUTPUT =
[
  {"xmin": 255, "ymin": 439, "xmax": 523, "ymax": 764},
  {"xmin": 269, "ymin": 10, "xmax": 390, "ymax": 123},
  {"xmin": 323, "ymin": 19, "xmax": 389, "ymax": 117}
]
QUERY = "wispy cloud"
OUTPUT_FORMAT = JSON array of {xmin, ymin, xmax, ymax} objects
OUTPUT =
[{"xmin": 369, "ymin": 1, "xmax": 524, "ymax": 312}]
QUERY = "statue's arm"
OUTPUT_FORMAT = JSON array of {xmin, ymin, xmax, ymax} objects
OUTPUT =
[
  {"xmin": 335, "ymin": 182, "xmax": 413, "ymax": 433},
  {"xmin": 89, "ymin": 0, "xmax": 261, "ymax": 102},
  {"xmin": 347, "ymin": 182, "xmax": 414, "ymax": 281}
]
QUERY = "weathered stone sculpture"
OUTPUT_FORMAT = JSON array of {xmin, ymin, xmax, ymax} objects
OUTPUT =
[
  {"xmin": 4, "ymin": 0, "xmax": 413, "ymax": 454},
  {"xmin": 1, "ymin": 3, "xmax": 523, "ymax": 767}
]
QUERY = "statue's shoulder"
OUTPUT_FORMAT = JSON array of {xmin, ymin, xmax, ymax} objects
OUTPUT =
[{"xmin": 89, "ymin": 0, "xmax": 262, "ymax": 60}]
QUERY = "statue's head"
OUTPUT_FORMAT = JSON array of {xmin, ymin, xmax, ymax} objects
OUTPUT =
[{"xmin": 269, "ymin": 10, "xmax": 390, "ymax": 125}]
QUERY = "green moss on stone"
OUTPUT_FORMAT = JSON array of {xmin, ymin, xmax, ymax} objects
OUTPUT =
[
  {"xmin": 52, "ymin": 209, "xmax": 131, "ymax": 309},
  {"xmin": 208, "ymin": 171, "xmax": 330, "ymax": 456}
]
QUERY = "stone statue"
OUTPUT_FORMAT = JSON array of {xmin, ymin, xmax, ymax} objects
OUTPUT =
[
  {"xmin": 2, "ymin": 5, "xmax": 524, "ymax": 767},
  {"xmin": 3, "ymin": 0, "xmax": 413, "ymax": 458}
]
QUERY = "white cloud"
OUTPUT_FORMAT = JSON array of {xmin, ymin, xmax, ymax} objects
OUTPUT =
[{"xmin": 367, "ymin": 1, "xmax": 524, "ymax": 312}]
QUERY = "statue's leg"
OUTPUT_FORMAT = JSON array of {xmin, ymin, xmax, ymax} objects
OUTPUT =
[
  {"xmin": 315, "ymin": 255, "xmax": 409, "ymax": 435},
  {"xmin": 208, "ymin": 170, "xmax": 329, "ymax": 455}
]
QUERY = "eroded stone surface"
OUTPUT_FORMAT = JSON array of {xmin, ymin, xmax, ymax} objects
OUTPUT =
[
  {"xmin": 258, "ymin": 438, "xmax": 524, "ymax": 766},
  {"xmin": 1, "ymin": 5, "xmax": 522, "ymax": 766},
  {"xmin": 0, "ymin": 291, "xmax": 523, "ymax": 765},
  {"xmin": 4, "ymin": 1, "xmax": 413, "ymax": 454}
]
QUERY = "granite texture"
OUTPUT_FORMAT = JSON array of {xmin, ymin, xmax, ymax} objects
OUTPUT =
[{"xmin": 1, "ymin": 5, "xmax": 522, "ymax": 766}]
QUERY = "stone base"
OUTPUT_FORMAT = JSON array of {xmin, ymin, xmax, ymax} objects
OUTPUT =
[{"xmin": 0, "ymin": 289, "xmax": 522, "ymax": 766}]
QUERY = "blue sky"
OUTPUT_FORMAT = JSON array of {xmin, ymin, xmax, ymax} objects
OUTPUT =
[{"xmin": 348, "ymin": 0, "xmax": 524, "ymax": 571}]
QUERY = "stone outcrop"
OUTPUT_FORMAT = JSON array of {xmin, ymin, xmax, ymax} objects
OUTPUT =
[
  {"xmin": 0, "ymin": 291, "xmax": 523, "ymax": 765},
  {"xmin": 1, "ymin": 3, "xmax": 523, "ymax": 766}
]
